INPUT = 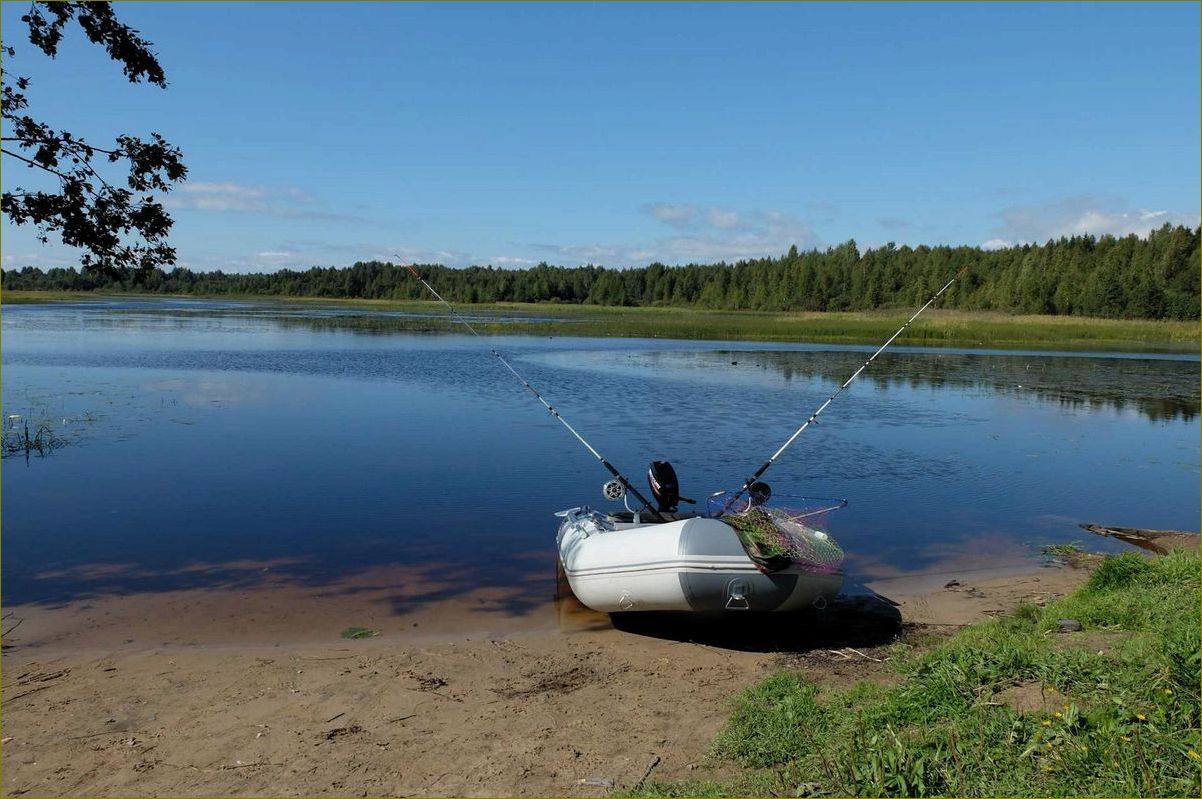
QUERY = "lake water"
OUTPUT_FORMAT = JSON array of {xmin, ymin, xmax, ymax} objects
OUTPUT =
[{"xmin": 2, "ymin": 299, "xmax": 1198, "ymax": 608}]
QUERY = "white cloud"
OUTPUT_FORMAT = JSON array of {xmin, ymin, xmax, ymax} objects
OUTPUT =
[
  {"xmin": 254, "ymin": 251, "xmax": 298, "ymax": 267},
  {"xmin": 533, "ymin": 204, "xmax": 819, "ymax": 266},
  {"xmin": 164, "ymin": 181, "xmax": 365, "ymax": 223},
  {"xmin": 642, "ymin": 203, "xmax": 761, "ymax": 234},
  {"xmin": 180, "ymin": 242, "xmax": 548, "ymax": 273},
  {"xmin": 645, "ymin": 203, "xmax": 698, "ymax": 229},
  {"xmin": 706, "ymin": 208, "xmax": 744, "ymax": 230},
  {"xmin": 980, "ymin": 238, "xmax": 1013, "ymax": 251},
  {"xmin": 995, "ymin": 196, "xmax": 1199, "ymax": 243},
  {"xmin": 488, "ymin": 256, "xmax": 538, "ymax": 268},
  {"xmin": 1, "ymin": 250, "xmax": 65, "ymax": 268},
  {"xmin": 166, "ymin": 182, "xmax": 269, "ymax": 212}
]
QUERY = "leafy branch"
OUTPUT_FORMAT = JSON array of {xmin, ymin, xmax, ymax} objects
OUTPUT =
[{"xmin": 1, "ymin": 1, "xmax": 187, "ymax": 277}]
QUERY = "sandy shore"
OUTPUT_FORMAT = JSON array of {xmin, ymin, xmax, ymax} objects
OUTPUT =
[{"xmin": 1, "ymin": 557, "xmax": 1090, "ymax": 798}]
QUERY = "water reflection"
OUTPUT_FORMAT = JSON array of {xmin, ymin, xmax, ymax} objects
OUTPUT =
[{"xmin": 567, "ymin": 349, "xmax": 1201, "ymax": 423}]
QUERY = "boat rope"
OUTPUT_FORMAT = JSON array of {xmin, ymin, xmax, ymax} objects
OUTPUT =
[
  {"xmin": 720, "ymin": 267, "xmax": 969, "ymax": 515},
  {"xmin": 401, "ymin": 260, "xmax": 665, "ymax": 522}
]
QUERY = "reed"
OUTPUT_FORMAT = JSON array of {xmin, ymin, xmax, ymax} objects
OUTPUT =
[{"xmin": 1, "ymin": 417, "xmax": 68, "ymax": 458}]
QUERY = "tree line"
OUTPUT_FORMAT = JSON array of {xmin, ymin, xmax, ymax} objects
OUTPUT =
[{"xmin": 3, "ymin": 224, "xmax": 1198, "ymax": 320}]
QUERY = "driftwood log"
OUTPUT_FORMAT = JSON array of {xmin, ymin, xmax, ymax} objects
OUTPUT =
[{"xmin": 1079, "ymin": 524, "xmax": 1200, "ymax": 556}]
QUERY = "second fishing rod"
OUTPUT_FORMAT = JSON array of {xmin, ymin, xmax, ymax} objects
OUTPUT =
[
  {"xmin": 718, "ymin": 266, "xmax": 969, "ymax": 515},
  {"xmin": 401, "ymin": 260, "xmax": 666, "ymax": 522}
]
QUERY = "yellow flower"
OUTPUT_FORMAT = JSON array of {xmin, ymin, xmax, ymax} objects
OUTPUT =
[
  {"xmin": 1122, "ymin": 736, "xmax": 1132, "ymax": 742},
  {"xmin": 1189, "ymin": 750, "xmax": 1200, "ymax": 761},
  {"xmin": 1042, "ymin": 720, "xmax": 1052, "ymax": 726},
  {"xmin": 1164, "ymin": 688, "xmax": 1173, "ymax": 695},
  {"xmin": 1136, "ymin": 713, "xmax": 1147, "ymax": 721},
  {"xmin": 1054, "ymin": 711, "xmax": 1062, "ymax": 718}
]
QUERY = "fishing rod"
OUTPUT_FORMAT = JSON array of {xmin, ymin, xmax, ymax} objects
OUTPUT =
[
  {"xmin": 719, "ymin": 266, "xmax": 969, "ymax": 515},
  {"xmin": 400, "ymin": 259, "xmax": 665, "ymax": 522}
]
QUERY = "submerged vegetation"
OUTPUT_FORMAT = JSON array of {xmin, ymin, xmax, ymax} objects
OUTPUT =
[
  {"xmin": 1, "ymin": 416, "xmax": 69, "ymax": 458},
  {"xmin": 632, "ymin": 550, "xmax": 1201, "ymax": 798},
  {"xmin": 0, "ymin": 404, "xmax": 101, "ymax": 460},
  {"xmin": 2, "ymin": 225, "xmax": 1198, "ymax": 320}
]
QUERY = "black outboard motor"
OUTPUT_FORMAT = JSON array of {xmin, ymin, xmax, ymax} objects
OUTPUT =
[{"xmin": 648, "ymin": 461, "xmax": 695, "ymax": 513}]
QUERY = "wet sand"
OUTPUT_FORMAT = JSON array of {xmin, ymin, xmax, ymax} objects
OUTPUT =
[{"xmin": 1, "ymin": 557, "xmax": 1090, "ymax": 797}]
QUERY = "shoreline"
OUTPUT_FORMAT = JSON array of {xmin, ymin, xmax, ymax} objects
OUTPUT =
[
  {"xmin": 1, "ymin": 553, "xmax": 1092, "ymax": 797},
  {"xmin": 2, "ymin": 291, "xmax": 1196, "ymax": 353}
]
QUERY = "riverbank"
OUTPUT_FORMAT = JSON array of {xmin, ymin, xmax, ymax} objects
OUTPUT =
[
  {"xmin": 1, "ymin": 554, "xmax": 1097, "ymax": 798},
  {"xmin": 632, "ymin": 549, "xmax": 1202, "ymax": 798},
  {"xmin": 2, "ymin": 290, "xmax": 1197, "ymax": 352}
]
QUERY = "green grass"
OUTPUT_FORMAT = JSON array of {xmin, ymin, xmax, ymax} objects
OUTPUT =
[
  {"xmin": 1041, "ymin": 542, "xmax": 1086, "ymax": 557},
  {"xmin": 630, "ymin": 550, "xmax": 1201, "ymax": 798},
  {"xmin": 339, "ymin": 626, "xmax": 379, "ymax": 639},
  {"xmin": 1, "ymin": 290, "xmax": 1197, "ymax": 351},
  {"xmin": 0, "ymin": 290, "xmax": 88, "ymax": 304}
]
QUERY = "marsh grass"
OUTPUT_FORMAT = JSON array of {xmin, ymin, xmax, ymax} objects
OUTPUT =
[
  {"xmin": 629, "ymin": 550, "xmax": 1201, "ymax": 797},
  {"xmin": 0, "ymin": 290, "xmax": 81, "ymax": 304},
  {"xmin": 3, "ymin": 292, "xmax": 1197, "ymax": 351},
  {"xmin": 284, "ymin": 303, "xmax": 1201, "ymax": 352}
]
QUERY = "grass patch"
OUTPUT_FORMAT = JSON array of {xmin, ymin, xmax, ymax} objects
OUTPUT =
[
  {"xmin": 1041, "ymin": 542, "xmax": 1086, "ymax": 557},
  {"xmin": 339, "ymin": 626, "xmax": 379, "ymax": 640},
  {"xmin": 0, "ymin": 290, "xmax": 92, "ymax": 304},
  {"xmin": 1040, "ymin": 542, "xmax": 1106, "ymax": 569},
  {"xmin": 634, "ymin": 550, "xmax": 1201, "ymax": 797}
]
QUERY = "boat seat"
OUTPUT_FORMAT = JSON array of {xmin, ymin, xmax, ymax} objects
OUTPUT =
[{"xmin": 607, "ymin": 511, "xmax": 701, "ymax": 524}]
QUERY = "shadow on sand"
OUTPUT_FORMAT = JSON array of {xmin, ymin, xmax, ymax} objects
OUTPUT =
[{"xmin": 606, "ymin": 593, "xmax": 902, "ymax": 654}]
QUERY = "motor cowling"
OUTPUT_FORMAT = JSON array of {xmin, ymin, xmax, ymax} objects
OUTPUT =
[{"xmin": 648, "ymin": 460, "xmax": 696, "ymax": 513}]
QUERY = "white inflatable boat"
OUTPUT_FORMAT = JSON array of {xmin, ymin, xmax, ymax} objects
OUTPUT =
[
  {"xmin": 407, "ymin": 264, "xmax": 965, "ymax": 618},
  {"xmin": 556, "ymin": 464, "xmax": 847, "ymax": 614}
]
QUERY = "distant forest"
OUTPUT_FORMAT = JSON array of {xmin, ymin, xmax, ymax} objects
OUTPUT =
[{"xmin": 3, "ymin": 224, "xmax": 1198, "ymax": 320}]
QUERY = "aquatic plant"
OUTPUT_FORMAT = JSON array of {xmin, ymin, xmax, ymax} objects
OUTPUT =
[{"xmin": 1, "ymin": 417, "xmax": 68, "ymax": 458}]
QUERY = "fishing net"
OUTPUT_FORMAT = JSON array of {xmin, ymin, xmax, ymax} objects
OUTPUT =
[{"xmin": 708, "ymin": 493, "xmax": 847, "ymax": 574}]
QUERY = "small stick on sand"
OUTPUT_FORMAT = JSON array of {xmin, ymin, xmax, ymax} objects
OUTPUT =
[
  {"xmin": 846, "ymin": 647, "xmax": 883, "ymax": 662},
  {"xmin": 634, "ymin": 755, "xmax": 662, "ymax": 789}
]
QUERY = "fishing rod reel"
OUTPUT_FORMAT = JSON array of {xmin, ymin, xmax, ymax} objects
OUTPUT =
[
  {"xmin": 602, "ymin": 478, "xmax": 643, "ymax": 515},
  {"xmin": 602, "ymin": 479, "xmax": 625, "ymax": 501}
]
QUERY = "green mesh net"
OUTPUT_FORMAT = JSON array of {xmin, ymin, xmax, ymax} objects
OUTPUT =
[{"xmin": 710, "ymin": 493, "xmax": 847, "ymax": 574}]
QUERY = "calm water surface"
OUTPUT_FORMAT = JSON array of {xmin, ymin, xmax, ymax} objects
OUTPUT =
[{"xmin": 2, "ymin": 299, "xmax": 1198, "ymax": 607}]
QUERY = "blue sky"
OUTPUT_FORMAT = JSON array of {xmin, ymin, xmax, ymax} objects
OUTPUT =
[{"xmin": 2, "ymin": 1, "xmax": 1199, "ymax": 272}]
